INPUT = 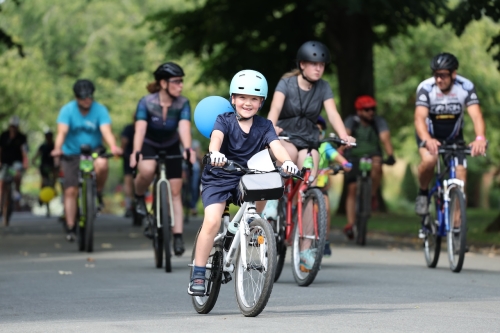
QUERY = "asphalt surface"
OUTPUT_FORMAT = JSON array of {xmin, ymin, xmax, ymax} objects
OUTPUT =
[{"xmin": 1, "ymin": 213, "xmax": 500, "ymax": 332}]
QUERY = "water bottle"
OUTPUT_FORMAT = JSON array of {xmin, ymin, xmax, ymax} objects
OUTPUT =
[
  {"xmin": 223, "ymin": 220, "xmax": 239, "ymax": 251},
  {"xmin": 303, "ymin": 155, "xmax": 314, "ymax": 169}
]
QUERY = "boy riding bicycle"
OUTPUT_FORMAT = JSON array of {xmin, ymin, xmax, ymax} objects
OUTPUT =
[{"xmin": 188, "ymin": 70, "xmax": 298, "ymax": 296}]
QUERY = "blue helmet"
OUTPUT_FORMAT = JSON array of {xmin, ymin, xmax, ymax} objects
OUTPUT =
[{"xmin": 229, "ymin": 70, "xmax": 268, "ymax": 101}]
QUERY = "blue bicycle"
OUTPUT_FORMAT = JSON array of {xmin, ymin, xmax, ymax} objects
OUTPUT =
[{"xmin": 420, "ymin": 141, "xmax": 478, "ymax": 273}]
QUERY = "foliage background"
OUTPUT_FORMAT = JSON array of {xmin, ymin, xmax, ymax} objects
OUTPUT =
[{"xmin": 1, "ymin": 0, "xmax": 500, "ymax": 212}]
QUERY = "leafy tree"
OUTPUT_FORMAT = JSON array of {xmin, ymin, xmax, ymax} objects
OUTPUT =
[{"xmin": 148, "ymin": 0, "xmax": 448, "ymax": 116}]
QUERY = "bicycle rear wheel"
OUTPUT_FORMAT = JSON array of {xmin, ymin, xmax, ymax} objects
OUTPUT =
[
  {"xmin": 273, "ymin": 197, "xmax": 287, "ymax": 282},
  {"xmin": 447, "ymin": 188, "xmax": 467, "ymax": 273},
  {"xmin": 84, "ymin": 178, "xmax": 95, "ymax": 253},
  {"xmin": 160, "ymin": 183, "xmax": 172, "ymax": 272},
  {"xmin": 291, "ymin": 188, "xmax": 327, "ymax": 287},
  {"xmin": 355, "ymin": 177, "xmax": 371, "ymax": 246},
  {"xmin": 423, "ymin": 194, "xmax": 441, "ymax": 268},
  {"xmin": 234, "ymin": 218, "xmax": 276, "ymax": 317},
  {"xmin": 190, "ymin": 227, "xmax": 223, "ymax": 314}
]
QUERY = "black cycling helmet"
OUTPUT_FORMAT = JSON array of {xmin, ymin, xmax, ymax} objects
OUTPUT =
[
  {"xmin": 153, "ymin": 62, "xmax": 185, "ymax": 81},
  {"xmin": 296, "ymin": 41, "xmax": 331, "ymax": 66},
  {"xmin": 73, "ymin": 79, "xmax": 95, "ymax": 99},
  {"xmin": 430, "ymin": 52, "xmax": 459, "ymax": 71}
]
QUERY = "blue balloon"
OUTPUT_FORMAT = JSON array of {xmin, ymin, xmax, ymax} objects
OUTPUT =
[{"xmin": 194, "ymin": 96, "xmax": 234, "ymax": 139}]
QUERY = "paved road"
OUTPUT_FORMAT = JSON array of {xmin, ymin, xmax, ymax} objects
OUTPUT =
[{"xmin": 1, "ymin": 213, "xmax": 500, "ymax": 332}]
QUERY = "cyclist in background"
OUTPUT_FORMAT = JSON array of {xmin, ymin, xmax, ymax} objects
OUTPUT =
[
  {"xmin": 316, "ymin": 116, "xmax": 351, "ymax": 256},
  {"xmin": 120, "ymin": 116, "xmax": 135, "ymax": 217},
  {"xmin": 343, "ymin": 95, "xmax": 395, "ymax": 239},
  {"xmin": 129, "ymin": 62, "xmax": 196, "ymax": 256},
  {"xmin": 0, "ymin": 116, "xmax": 28, "ymax": 214},
  {"xmin": 414, "ymin": 53, "xmax": 486, "ymax": 218},
  {"xmin": 183, "ymin": 137, "xmax": 202, "ymax": 216},
  {"xmin": 32, "ymin": 129, "xmax": 58, "ymax": 196},
  {"xmin": 52, "ymin": 79, "xmax": 121, "ymax": 241}
]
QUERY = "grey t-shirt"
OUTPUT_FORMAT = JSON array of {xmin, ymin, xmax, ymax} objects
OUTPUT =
[{"xmin": 276, "ymin": 76, "xmax": 334, "ymax": 149}]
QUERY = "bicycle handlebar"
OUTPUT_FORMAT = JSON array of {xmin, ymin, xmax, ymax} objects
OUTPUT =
[{"xmin": 278, "ymin": 132, "xmax": 356, "ymax": 148}]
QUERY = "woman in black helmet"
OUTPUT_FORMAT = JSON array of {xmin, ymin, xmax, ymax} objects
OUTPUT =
[
  {"xmin": 268, "ymin": 41, "xmax": 354, "ymax": 178},
  {"xmin": 130, "ymin": 62, "xmax": 196, "ymax": 256}
]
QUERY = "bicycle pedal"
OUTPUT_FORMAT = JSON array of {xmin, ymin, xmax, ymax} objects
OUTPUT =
[{"xmin": 221, "ymin": 272, "xmax": 232, "ymax": 284}]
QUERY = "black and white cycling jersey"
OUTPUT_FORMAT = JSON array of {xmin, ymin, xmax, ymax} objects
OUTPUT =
[{"xmin": 415, "ymin": 75, "xmax": 479, "ymax": 141}]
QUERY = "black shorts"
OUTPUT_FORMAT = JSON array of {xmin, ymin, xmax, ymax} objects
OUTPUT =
[
  {"xmin": 123, "ymin": 155, "xmax": 133, "ymax": 175},
  {"xmin": 141, "ymin": 142, "xmax": 182, "ymax": 179},
  {"xmin": 40, "ymin": 165, "xmax": 57, "ymax": 178}
]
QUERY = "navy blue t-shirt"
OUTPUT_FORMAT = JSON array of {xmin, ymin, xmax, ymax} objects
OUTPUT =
[{"xmin": 201, "ymin": 113, "xmax": 279, "ymax": 185}]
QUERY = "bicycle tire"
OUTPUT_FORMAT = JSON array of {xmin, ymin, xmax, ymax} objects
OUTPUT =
[
  {"xmin": 77, "ymin": 193, "xmax": 86, "ymax": 252},
  {"xmin": 291, "ymin": 188, "xmax": 327, "ymax": 287},
  {"xmin": 424, "ymin": 194, "xmax": 441, "ymax": 268},
  {"xmin": 2, "ymin": 182, "xmax": 12, "ymax": 226},
  {"xmin": 273, "ymin": 197, "xmax": 287, "ymax": 282},
  {"xmin": 191, "ymin": 226, "xmax": 223, "ymax": 314},
  {"xmin": 160, "ymin": 182, "xmax": 172, "ymax": 272},
  {"xmin": 355, "ymin": 177, "xmax": 371, "ymax": 246},
  {"xmin": 447, "ymin": 188, "xmax": 467, "ymax": 273},
  {"xmin": 84, "ymin": 178, "xmax": 95, "ymax": 253},
  {"xmin": 234, "ymin": 217, "xmax": 276, "ymax": 317}
]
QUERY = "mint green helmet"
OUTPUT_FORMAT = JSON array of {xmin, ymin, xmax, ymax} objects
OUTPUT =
[{"xmin": 229, "ymin": 70, "xmax": 268, "ymax": 101}]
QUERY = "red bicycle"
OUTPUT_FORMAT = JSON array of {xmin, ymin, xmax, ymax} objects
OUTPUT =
[{"xmin": 270, "ymin": 134, "xmax": 352, "ymax": 286}]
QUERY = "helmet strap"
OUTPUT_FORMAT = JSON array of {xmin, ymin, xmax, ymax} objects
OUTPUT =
[{"xmin": 299, "ymin": 69, "xmax": 317, "ymax": 85}]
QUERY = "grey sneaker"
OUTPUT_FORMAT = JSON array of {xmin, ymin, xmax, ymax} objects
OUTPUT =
[
  {"xmin": 188, "ymin": 277, "xmax": 206, "ymax": 296},
  {"xmin": 415, "ymin": 195, "xmax": 429, "ymax": 216}
]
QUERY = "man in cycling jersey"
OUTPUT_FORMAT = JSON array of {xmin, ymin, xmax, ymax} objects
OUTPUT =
[
  {"xmin": 343, "ymin": 96, "xmax": 395, "ymax": 239},
  {"xmin": 414, "ymin": 53, "xmax": 486, "ymax": 216},
  {"xmin": 0, "ymin": 116, "xmax": 28, "ymax": 218},
  {"xmin": 52, "ymin": 79, "xmax": 121, "ymax": 241}
]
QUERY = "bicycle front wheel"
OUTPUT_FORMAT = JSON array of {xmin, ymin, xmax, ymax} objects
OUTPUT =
[
  {"xmin": 424, "ymin": 194, "xmax": 441, "ymax": 268},
  {"xmin": 447, "ymin": 188, "xmax": 467, "ymax": 273},
  {"xmin": 273, "ymin": 197, "xmax": 287, "ymax": 282},
  {"xmin": 190, "ymin": 227, "xmax": 223, "ymax": 314},
  {"xmin": 291, "ymin": 188, "xmax": 327, "ymax": 286},
  {"xmin": 234, "ymin": 218, "xmax": 276, "ymax": 317},
  {"xmin": 84, "ymin": 178, "xmax": 96, "ymax": 253},
  {"xmin": 160, "ymin": 183, "xmax": 172, "ymax": 272}
]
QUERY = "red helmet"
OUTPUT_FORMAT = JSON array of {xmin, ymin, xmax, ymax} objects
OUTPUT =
[{"xmin": 354, "ymin": 95, "xmax": 377, "ymax": 110}]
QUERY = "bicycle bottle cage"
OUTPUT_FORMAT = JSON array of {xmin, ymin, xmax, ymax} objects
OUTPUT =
[{"xmin": 239, "ymin": 172, "xmax": 284, "ymax": 202}]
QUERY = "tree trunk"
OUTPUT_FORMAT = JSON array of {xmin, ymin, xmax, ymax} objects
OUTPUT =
[{"xmin": 325, "ymin": 5, "xmax": 374, "ymax": 117}]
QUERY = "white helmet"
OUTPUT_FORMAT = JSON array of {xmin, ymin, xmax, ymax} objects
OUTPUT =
[{"xmin": 229, "ymin": 70, "xmax": 268, "ymax": 101}]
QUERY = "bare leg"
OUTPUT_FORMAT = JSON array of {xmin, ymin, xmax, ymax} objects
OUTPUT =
[
  {"xmin": 134, "ymin": 160, "xmax": 156, "ymax": 195},
  {"xmin": 124, "ymin": 174, "xmax": 134, "ymax": 209},
  {"xmin": 64, "ymin": 186, "xmax": 78, "ymax": 229},
  {"xmin": 371, "ymin": 156, "xmax": 382, "ymax": 198},
  {"xmin": 94, "ymin": 158, "xmax": 109, "ymax": 194},
  {"xmin": 170, "ymin": 178, "xmax": 183, "ymax": 234},
  {"xmin": 453, "ymin": 165, "xmax": 467, "ymax": 227},
  {"xmin": 417, "ymin": 148, "xmax": 438, "ymax": 190},
  {"xmin": 194, "ymin": 203, "xmax": 225, "ymax": 267},
  {"xmin": 346, "ymin": 183, "xmax": 357, "ymax": 227}
]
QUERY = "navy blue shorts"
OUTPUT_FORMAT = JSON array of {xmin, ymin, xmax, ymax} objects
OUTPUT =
[{"xmin": 201, "ymin": 179, "xmax": 242, "ymax": 208}]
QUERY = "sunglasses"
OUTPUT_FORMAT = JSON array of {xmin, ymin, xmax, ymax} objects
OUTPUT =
[
  {"xmin": 168, "ymin": 79, "xmax": 184, "ymax": 84},
  {"xmin": 363, "ymin": 107, "xmax": 376, "ymax": 112},
  {"xmin": 433, "ymin": 72, "xmax": 451, "ymax": 80}
]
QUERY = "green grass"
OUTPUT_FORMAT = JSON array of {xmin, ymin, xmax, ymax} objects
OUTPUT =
[{"xmin": 331, "ymin": 209, "xmax": 500, "ymax": 246}]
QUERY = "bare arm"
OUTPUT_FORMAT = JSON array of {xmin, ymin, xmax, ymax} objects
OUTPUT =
[
  {"xmin": 324, "ymin": 98, "xmax": 348, "ymax": 140},
  {"xmin": 269, "ymin": 140, "xmax": 292, "ymax": 164},
  {"xmin": 100, "ymin": 124, "xmax": 118, "ymax": 150},
  {"xmin": 267, "ymin": 91, "xmax": 286, "ymax": 134},
  {"xmin": 379, "ymin": 131, "xmax": 394, "ymax": 156},
  {"xmin": 208, "ymin": 130, "xmax": 224, "ymax": 152},
  {"xmin": 467, "ymin": 104, "xmax": 487, "ymax": 156},
  {"xmin": 178, "ymin": 119, "xmax": 192, "ymax": 149},
  {"xmin": 414, "ymin": 105, "xmax": 440, "ymax": 155},
  {"xmin": 54, "ymin": 123, "xmax": 69, "ymax": 152}
]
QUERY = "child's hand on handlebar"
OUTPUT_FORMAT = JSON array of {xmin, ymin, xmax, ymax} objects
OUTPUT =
[
  {"xmin": 210, "ymin": 151, "xmax": 227, "ymax": 166},
  {"xmin": 282, "ymin": 160, "xmax": 299, "ymax": 175}
]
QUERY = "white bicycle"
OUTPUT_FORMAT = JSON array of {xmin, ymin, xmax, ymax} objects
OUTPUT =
[{"xmin": 190, "ymin": 150, "xmax": 295, "ymax": 317}]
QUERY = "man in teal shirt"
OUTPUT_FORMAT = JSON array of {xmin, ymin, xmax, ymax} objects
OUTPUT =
[{"xmin": 52, "ymin": 79, "xmax": 121, "ymax": 242}]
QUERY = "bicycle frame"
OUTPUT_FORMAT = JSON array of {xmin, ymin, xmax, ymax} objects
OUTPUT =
[
  {"xmin": 427, "ymin": 154, "xmax": 465, "ymax": 238},
  {"xmin": 283, "ymin": 164, "xmax": 317, "ymax": 242}
]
